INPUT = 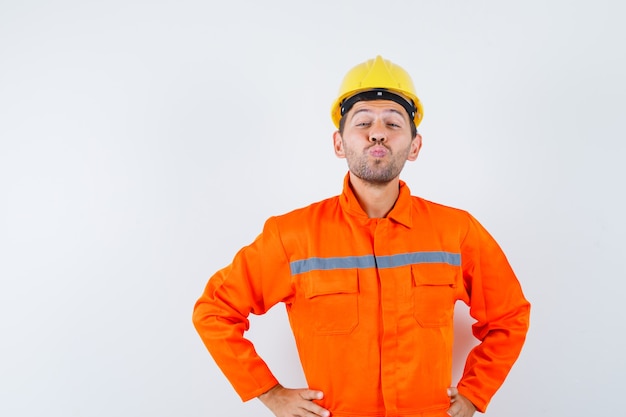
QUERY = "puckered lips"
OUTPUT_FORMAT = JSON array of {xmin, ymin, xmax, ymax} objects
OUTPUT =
[{"xmin": 368, "ymin": 145, "xmax": 389, "ymax": 158}]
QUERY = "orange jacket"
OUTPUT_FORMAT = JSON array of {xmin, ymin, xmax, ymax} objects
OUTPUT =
[{"xmin": 193, "ymin": 175, "xmax": 530, "ymax": 417}]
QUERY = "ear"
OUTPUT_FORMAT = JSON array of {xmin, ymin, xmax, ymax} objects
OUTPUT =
[
  {"xmin": 333, "ymin": 131, "xmax": 346, "ymax": 159},
  {"xmin": 406, "ymin": 133, "xmax": 422, "ymax": 161}
]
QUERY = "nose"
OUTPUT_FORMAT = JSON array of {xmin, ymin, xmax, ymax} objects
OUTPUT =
[{"xmin": 369, "ymin": 120, "xmax": 387, "ymax": 143}]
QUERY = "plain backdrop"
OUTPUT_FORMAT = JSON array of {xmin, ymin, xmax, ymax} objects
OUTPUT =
[{"xmin": 1, "ymin": 1, "xmax": 625, "ymax": 416}]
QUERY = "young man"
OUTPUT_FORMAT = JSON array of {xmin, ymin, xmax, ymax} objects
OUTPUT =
[{"xmin": 193, "ymin": 55, "xmax": 530, "ymax": 417}]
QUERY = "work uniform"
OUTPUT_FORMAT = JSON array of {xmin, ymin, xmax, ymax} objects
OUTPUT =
[{"xmin": 193, "ymin": 174, "xmax": 530, "ymax": 417}]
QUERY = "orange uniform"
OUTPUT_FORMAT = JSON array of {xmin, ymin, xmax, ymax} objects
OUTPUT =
[{"xmin": 193, "ymin": 174, "xmax": 530, "ymax": 417}]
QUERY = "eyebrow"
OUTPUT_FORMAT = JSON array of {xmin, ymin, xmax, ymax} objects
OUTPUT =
[{"xmin": 351, "ymin": 108, "xmax": 406, "ymax": 118}]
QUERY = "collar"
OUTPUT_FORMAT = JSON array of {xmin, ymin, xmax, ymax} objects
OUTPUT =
[{"xmin": 339, "ymin": 173, "xmax": 413, "ymax": 228}]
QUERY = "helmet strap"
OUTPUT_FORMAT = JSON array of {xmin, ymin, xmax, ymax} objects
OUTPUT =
[{"xmin": 340, "ymin": 89, "xmax": 416, "ymax": 120}]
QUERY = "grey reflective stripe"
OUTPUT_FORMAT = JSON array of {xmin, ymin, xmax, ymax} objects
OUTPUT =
[
  {"xmin": 290, "ymin": 251, "xmax": 460, "ymax": 275},
  {"xmin": 376, "ymin": 251, "xmax": 461, "ymax": 269},
  {"xmin": 290, "ymin": 255, "xmax": 376, "ymax": 275}
]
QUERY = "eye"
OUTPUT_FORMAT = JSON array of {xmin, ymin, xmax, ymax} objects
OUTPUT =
[
  {"xmin": 387, "ymin": 121, "xmax": 406, "ymax": 129},
  {"xmin": 354, "ymin": 120, "xmax": 372, "ymax": 127}
]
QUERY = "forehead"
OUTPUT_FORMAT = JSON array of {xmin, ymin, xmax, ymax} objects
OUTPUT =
[{"xmin": 347, "ymin": 100, "xmax": 409, "ymax": 119}]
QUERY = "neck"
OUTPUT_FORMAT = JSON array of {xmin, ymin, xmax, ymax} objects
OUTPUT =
[{"xmin": 348, "ymin": 172, "xmax": 400, "ymax": 218}]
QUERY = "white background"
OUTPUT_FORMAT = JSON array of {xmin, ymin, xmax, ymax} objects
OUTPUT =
[{"xmin": 1, "ymin": 1, "xmax": 625, "ymax": 416}]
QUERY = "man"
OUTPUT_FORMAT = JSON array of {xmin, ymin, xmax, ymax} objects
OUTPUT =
[{"xmin": 193, "ymin": 55, "xmax": 530, "ymax": 417}]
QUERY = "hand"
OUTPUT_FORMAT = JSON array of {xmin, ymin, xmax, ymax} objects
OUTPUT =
[
  {"xmin": 258, "ymin": 384, "xmax": 330, "ymax": 417},
  {"xmin": 447, "ymin": 387, "xmax": 476, "ymax": 417}
]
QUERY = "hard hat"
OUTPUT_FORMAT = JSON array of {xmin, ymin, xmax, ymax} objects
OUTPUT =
[{"xmin": 331, "ymin": 55, "xmax": 424, "ymax": 129}]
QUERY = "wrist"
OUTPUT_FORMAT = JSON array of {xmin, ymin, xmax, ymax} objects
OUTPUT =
[{"xmin": 258, "ymin": 383, "xmax": 282, "ymax": 402}]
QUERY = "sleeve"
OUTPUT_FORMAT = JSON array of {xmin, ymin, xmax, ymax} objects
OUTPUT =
[
  {"xmin": 192, "ymin": 216, "xmax": 295, "ymax": 401},
  {"xmin": 456, "ymin": 213, "xmax": 531, "ymax": 412}
]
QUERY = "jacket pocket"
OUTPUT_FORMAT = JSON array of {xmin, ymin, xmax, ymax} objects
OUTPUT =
[
  {"xmin": 411, "ymin": 264, "xmax": 457, "ymax": 327},
  {"xmin": 301, "ymin": 269, "xmax": 359, "ymax": 335}
]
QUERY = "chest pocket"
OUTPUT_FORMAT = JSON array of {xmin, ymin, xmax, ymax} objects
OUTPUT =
[
  {"xmin": 301, "ymin": 269, "xmax": 359, "ymax": 335},
  {"xmin": 411, "ymin": 263, "xmax": 458, "ymax": 327}
]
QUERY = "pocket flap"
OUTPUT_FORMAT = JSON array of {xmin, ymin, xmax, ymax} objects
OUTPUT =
[
  {"xmin": 411, "ymin": 263, "xmax": 457, "ymax": 286},
  {"xmin": 304, "ymin": 269, "xmax": 359, "ymax": 298}
]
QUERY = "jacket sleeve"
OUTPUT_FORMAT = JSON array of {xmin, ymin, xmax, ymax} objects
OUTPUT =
[
  {"xmin": 456, "ymin": 213, "xmax": 531, "ymax": 412},
  {"xmin": 192, "ymin": 216, "xmax": 295, "ymax": 401}
]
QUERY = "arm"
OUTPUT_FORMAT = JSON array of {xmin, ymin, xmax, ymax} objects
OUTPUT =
[
  {"xmin": 192, "ymin": 217, "xmax": 294, "ymax": 400},
  {"xmin": 192, "ymin": 217, "xmax": 331, "ymax": 417},
  {"xmin": 456, "ymin": 214, "xmax": 531, "ymax": 412}
]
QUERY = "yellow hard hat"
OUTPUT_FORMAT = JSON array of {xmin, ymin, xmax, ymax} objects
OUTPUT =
[{"xmin": 331, "ymin": 55, "xmax": 423, "ymax": 129}]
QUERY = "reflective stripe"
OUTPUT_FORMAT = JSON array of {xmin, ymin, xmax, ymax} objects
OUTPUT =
[
  {"xmin": 377, "ymin": 252, "xmax": 461, "ymax": 269},
  {"xmin": 290, "ymin": 251, "xmax": 460, "ymax": 275},
  {"xmin": 290, "ymin": 255, "xmax": 376, "ymax": 275}
]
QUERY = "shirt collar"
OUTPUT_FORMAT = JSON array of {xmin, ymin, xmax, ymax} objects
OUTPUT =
[{"xmin": 339, "ymin": 172, "xmax": 413, "ymax": 228}]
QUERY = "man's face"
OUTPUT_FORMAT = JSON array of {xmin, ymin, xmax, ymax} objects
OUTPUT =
[{"xmin": 333, "ymin": 100, "xmax": 422, "ymax": 185}]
